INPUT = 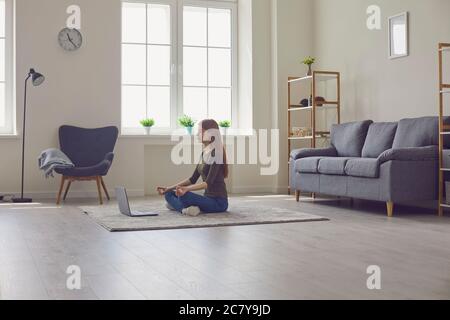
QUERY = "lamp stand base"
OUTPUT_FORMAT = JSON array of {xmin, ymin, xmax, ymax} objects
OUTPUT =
[{"xmin": 12, "ymin": 197, "xmax": 33, "ymax": 203}]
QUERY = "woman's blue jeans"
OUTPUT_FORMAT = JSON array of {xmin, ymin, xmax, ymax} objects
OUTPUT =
[{"xmin": 164, "ymin": 191, "xmax": 228, "ymax": 214}]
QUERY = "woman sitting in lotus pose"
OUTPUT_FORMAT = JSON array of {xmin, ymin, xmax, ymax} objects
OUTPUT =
[{"xmin": 157, "ymin": 119, "xmax": 229, "ymax": 217}]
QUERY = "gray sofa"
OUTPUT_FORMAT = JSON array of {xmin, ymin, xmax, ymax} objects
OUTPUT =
[{"xmin": 289, "ymin": 117, "xmax": 441, "ymax": 216}]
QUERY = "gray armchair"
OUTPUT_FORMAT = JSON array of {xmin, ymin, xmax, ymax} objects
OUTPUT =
[{"xmin": 55, "ymin": 125, "xmax": 119, "ymax": 205}]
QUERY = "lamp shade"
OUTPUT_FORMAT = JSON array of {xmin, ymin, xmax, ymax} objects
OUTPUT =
[{"xmin": 29, "ymin": 68, "xmax": 45, "ymax": 86}]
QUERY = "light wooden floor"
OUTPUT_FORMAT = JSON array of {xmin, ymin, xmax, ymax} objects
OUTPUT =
[{"xmin": 1, "ymin": 195, "xmax": 450, "ymax": 300}]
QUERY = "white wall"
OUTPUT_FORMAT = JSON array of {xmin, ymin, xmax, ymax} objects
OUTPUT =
[
  {"xmin": 0, "ymin": 0, "xmax": 297, "ymax": 198},
  {"xmin": 4, "ymin": 0, "xmax": 446, "ymax": 198},
  {"xmin": 1, "ymin": 0, "xmax": 147, "ymax": 198},
  {"xmin": 313, "ymin": 0, "xmax": 450, "ymax": 123},
  {"xmin": 271, "ymin": 0, "xmax": 313, "ymax": 192}
]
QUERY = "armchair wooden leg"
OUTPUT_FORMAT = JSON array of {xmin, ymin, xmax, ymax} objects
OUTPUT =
[
  {"xmin": 100, "ymin": 177, "xmax": 110, "ymax": 201},
  {"xmin": 56, "ymin": 176, "xmax": 66, "ymax": 205},
  {"xmin": 95, "ymin": 176, "xmax": 103, "ymax": 205},
  {"xmin": 295, "ymin": 190, "xmax": 300, "ymax": 202},
  {"xmin": 386, "ymin": 201, "xmax": 394, "ymax": 217},
  {"xmin": 63, "ymin": 180, "xmax": 72, "ymax": 201}
]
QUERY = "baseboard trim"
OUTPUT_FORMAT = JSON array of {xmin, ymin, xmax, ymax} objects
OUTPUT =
[
  {"xmin": 231, "ymin": 185, "xmax": 278, "ymax": 194},
  {"xmin": 272, "ymin": 185, "xmax": 289, "ymax": 194},
  {"xmin": 2, "ymin": 187, "xmax": 288, "ymax": 199},
  {"xmin": 0, "ymin": 189, "xmax": 145, "ymax": 200}
]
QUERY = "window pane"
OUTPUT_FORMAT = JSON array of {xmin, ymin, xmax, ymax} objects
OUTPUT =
[
  {"xmin": 208, "ymin": 48, "xmax": 231, "ymax": 87},
  {"xmin": 208, "ymin": 8, "xmax": 231, "ymax": 48},
  {"xmin": 122, "ymin": 86, "xmax": 146, "ymax": 128},
  {"xmin": 122, "ymin": 2, "xmax": 146, "ymax": 43},
  {"xmin": 183, "ymin": 87, "xmax": 207, "ymax": 122},
  {"xmin": 0, "ymin": 83, "xmax": 4, "ymax": 127},
  {"xmin": 148, "ymin": 45, "xmax": 170, "ymax": 86},
  {"xmin": 209, "ymin": 88, "xmax": 231, "ymax": 122},
  {"xmin": 122, "ymin": 44, "xmax": 146, "ymax": 85},
  {"xmin": 0, "ymin": 39, "xmax": 4, "ymax": 82},
  {"xmin": 183, "ymin": 47, "xmax": 207, "ymax": 86},
  {"xmin": 183, "ymin": 6, "xmax": 206, "ymax": 46},
  {"xmin": 148, "ymin": 4, "xmax": 170, "ymax": 45},
  {"xmin": 148, "ymin": 86, "xmax": 170, "ymax": 128},
  {"xmin": 0, "ymin": 0, "xmax": 5, "ymax": 38}
]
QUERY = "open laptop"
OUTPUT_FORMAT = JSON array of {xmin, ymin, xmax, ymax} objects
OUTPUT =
[{"xmin": 115, "ymin": 187, "xmax": 159, "ymax": 217}]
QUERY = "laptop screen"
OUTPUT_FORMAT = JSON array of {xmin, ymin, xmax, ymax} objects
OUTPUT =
[{"xmin": 115, "ymin": 187, "xmax": 131, "ymax": 216}]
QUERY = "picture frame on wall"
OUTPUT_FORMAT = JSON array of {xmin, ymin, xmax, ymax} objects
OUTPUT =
[{"xmin": 388, "ymin": 12, "xmax": 409, "ymax": 59}]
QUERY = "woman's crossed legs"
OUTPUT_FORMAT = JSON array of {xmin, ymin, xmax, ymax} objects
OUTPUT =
[{"xmin": 165, "ymin": 191, "xmax": 228, "ymax": 214}]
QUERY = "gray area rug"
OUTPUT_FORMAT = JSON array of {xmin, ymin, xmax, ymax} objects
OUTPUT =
[{"xmin": 80, "ymin": 198, "xmax": 328, "ymax": 232}]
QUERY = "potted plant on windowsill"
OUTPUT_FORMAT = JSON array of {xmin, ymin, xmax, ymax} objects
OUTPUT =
[
  {"xmin": 178, "ymin": 115, "xmax": 196, "ymax": 135},
  {"xmin": 140, "ymin": 118, "xmax": 155, "ymax": 135},
  {"xmin": 219, "ymin": 120, "xmax": 231, "ymax": 135},
  {"xmin": 302, "ymin": 56, "xmax": 316, "ymax": 76}
]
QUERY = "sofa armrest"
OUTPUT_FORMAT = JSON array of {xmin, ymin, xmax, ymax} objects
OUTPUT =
[
  {"xmin": 378, "ymin": 146, "xmax": 438, "ymax": 164},
  {"xmin": 290, "ymin": 147, "xmax": 337, "ymax": 160}
]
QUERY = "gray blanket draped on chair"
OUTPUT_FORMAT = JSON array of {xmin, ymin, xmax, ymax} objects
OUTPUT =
[{"xmin": 38, "ymin": 148, "xmax": 75, "ymax": 178}]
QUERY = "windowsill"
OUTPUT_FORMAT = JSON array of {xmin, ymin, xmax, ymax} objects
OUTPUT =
[
  {"xmin": 120, "ymin": 128, "xmax": 255, "ymax": 138},
  {"xmin": 119, "ymin": 129, "xmax": 254, "ymax": 146},
  {"xmin": 0, "ymin": 134, "xmax": 20, "ymax": 140}
]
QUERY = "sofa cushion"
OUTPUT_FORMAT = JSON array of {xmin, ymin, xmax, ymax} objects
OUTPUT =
[
  {"xmin": 392, "ymin": 117, "xmax": 438, "ymax": 148},
  {"xmin": 345, "ymin": 158, "xmax": 380, "ymax": 178},
  {"xmin": 295, "ymin": 157, "xmax": 323, "ymax": 173},
  {"xmin": 331, "ymin": 120, "xmax": 373, "ymax": 157},
  {"xmin": 362, "ymin": 122, "xmax": 398, "ymax": 158},
  {"xmin": 318, "ymin": 157, "xmax": 355, "ymax": 175}
]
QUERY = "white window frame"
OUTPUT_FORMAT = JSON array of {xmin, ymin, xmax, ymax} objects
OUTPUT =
[
  {"xmin": 121, "ymin": 0, "xmax": 238, "ymax": 134},
  {"xmin": 121, "ymin": 0, "xmax": 178, "ymax": 133},
  {"xmin": 178, "ymin": 0, "xmax": 238, "ymax": 129},
  {"xmin": 0, "ymin": 0, "xmax": 15, "ymax": 135}
]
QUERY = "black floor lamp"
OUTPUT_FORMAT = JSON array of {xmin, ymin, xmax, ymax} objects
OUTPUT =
[{"xmin": 12, "ymin": 68, "xmax": 45, "ymax": 203}]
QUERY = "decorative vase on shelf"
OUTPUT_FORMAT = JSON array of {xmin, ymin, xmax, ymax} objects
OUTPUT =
[
  {"xmin": 186, "ymin": 127, "xmax": 193, "ymax": 135},
  {"xmin": 300, "ymin": 99, "xmax": 309, "ymax": 107},
  {"xmin": 144, "ymin": 127, "xmax": 152, "ymax": 135},
  {"xmin": 307, "ymin": 65, "xmax": 312, "ymax": 76}
]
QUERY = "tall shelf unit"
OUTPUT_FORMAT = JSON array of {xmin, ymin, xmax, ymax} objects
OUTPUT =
[
  {"xmin": 287, "ymin": 71, "xmax": 341, "ymax": 194},
  {"xmin": 438, "ymin": 43, "xmax": 450, "ymax": 216}
]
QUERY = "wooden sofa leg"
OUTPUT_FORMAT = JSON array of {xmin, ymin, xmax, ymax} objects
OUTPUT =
[
  {"xmin": 100, "ymin": 177, "xmax": 110, "ymax": 201},
  {"xmin": 386, "ymin": 201, "xmax": 394, "ymax": 217},
  {"xmin": 56, "ymin": 176, "xmax": 66, "ymax": 205},
  {"xmin": 295, "ymin": 190, "xmax": 300, "ymax": 202},
  {"xmin": 96, "ymin": 176, "xmax": 104, "ymax": 205}
]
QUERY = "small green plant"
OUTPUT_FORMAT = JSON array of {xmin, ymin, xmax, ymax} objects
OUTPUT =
[
  {"xmin": 178, "ymin": 115, "xmax": 196, "ymax": 128},
  {"xmin": 219, "ymin": 120, "xmax": 232, "ymax": 128},
  {"xmin": 140, "ymin": 118, "xmax": 155, "ymax": 127},
  {"xmin": 302, "ymin": 56, "xmax": 316, "ymax": 66}
]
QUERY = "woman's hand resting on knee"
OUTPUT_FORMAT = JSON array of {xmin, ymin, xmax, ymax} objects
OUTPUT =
[
  {"xmin": 175, "ymin": 186, "xmax": 188, "ymax": 197},
  {"xmin": 156, "ymin": 187, "xmax": 168, "ymax": 195}
]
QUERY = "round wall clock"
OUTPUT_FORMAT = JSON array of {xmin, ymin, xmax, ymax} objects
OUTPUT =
[{"xmin": 58, "ymin": 27, "xmax": 83, "ymax": 51}]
